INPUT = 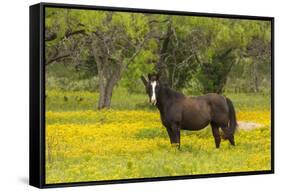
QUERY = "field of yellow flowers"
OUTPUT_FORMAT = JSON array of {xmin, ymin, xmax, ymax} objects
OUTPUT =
[{"xmin": 45, "ymin": 90, "xmax": 271, "ymax": 184}]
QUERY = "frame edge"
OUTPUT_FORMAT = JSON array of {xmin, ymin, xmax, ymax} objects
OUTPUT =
[
  {"xmin": 30, "ymin": 2, "xmax": 275, "ymax": 188},
  {"xmin": 29, "ymin": 3, "xmax": 44, "ymax": 189}
]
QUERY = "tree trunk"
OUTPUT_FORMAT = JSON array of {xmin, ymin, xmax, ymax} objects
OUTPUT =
[
  {"xmin": 97, "ymin": 78, "xmax": 114, "ymax": 110},
  {"xmin": 253, "ymin": 61, "xmax": 259, "ymax": 92},
  {"xmin": 104, "ymin": 68, "xmax": 121, "ymax": 108},
  {"xmin": 91, "ymin": 42, "xmax": 111, "ymax": 110},
  {"xmin": 156, "ymin": 18, "xmax": 172, "ymax": 82},
  {"xmin": 97, "ymin": 63, "xmax": 122, "ymax": 110},
  {"xmin": 103, "ymin": 81, "xmax": 114, "ymax": 108},
  {"xmin": 97, "ymin": 74, "xmax": 106, "ymax": 109}
]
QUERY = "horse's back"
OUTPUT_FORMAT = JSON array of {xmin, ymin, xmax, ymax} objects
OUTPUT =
[{"xmin": 180, "ymin": 93, "xmax": 229, "ymax": 129}]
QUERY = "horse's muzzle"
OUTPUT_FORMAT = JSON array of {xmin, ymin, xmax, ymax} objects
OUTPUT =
[{"xmin": 150, "ymin": 99, "xmax": 157, "ymax": 105}]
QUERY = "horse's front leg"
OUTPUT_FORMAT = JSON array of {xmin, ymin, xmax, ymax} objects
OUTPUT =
[
  {"xmin": 166, "ymin": 126, "xmax": 175, "ymax": 145},
  {"xmin": 174, "ymin": 123, "xmax": 181, "ymax": 149},
  {"xmin": 166, "ymin": 123, "xmax": 181, "ymax": 149}
]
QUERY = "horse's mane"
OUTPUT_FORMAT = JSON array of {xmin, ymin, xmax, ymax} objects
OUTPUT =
[{"xmin": 160, "ymin": 84, "xmax": 185, "ymax": 100}]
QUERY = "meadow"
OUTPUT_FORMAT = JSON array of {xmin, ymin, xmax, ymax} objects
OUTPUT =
[{"xmin": 45, "ymin": 89, "xmax": 271, "ymax": 184}]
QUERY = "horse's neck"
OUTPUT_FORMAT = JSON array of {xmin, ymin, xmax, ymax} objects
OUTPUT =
[
  {"xmin": 156, "ymin": 86, "xmax": 186, "ymax": 111},
  {"xmin": 156, "ymin": 87, "xmax": 176, "ymax": 112}
]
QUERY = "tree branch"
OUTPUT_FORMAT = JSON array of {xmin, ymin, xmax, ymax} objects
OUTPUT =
[
  {"xmin": 45, "ymin": 31, "xmax": 57, "ymax": 41},
  {"xmin": 65, "ymin": 29, "xmax": 86, "ymax": 38},
  {"xmin": 45, "ymin": 29, "xmax": 86, "ymax": 42},
  {"xmin": 46, "ymin": 54, "xmax": 70, "ymax": 65},
  {"xmin": 125, "ymin": 32, "xmax": 153, "ymax": 67}
]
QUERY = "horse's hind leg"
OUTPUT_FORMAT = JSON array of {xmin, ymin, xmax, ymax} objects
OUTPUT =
[
  {"xmin": 229, "ymin": 135, "xmax": 235, "ymax": 146},
  {"xmin": 211, "ymin": 123, "xmax": 221, "ymax": 148},
  {"xmin": 221, "ymin": 125, "xmax": 235, "ymax": 146}
]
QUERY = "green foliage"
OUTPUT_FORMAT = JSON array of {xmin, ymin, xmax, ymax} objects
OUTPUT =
[
  {"xmin": 45, "ymin": 7, "xmax": 271, "ymax": 95},
  {"xmin": 122, "ymin": 49, "xmax": 156, "ymax": 93},
  {"xmin": 46, "ymin": 62, "xmax": 99, "ymax": 91},
  {"xmin": 45, "ymin": 8, "xmax": 68, "ymax": 44},
  {"xmin": 197, "ymin": 48, "xmax": 239, "ymax": 93},
  {"xmin": 46, "ymin": 76, "xmax": 99, "ymax": 92}
]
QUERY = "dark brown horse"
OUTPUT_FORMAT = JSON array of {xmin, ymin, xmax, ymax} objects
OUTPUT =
[{"xmin": 141, "ymin": 74, "xmax": 237, "ymax": 149}]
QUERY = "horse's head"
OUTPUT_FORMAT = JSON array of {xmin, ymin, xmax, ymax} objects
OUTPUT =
[{"xmin": 141, "ymin": 73, "xmax": 160, "ymax": 105}]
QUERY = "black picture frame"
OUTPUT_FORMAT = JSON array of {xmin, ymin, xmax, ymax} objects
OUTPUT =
[{"xmin": 29, "ymin": 2, "xmax": 275, "ymax": 189}]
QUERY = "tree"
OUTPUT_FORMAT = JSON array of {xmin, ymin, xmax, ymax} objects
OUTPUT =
[
  {"xmin": 148, "ymin": 16, "xmax": 204, "ymax": 90},
  {"xmin": 225, "ymin": 20, "xmax": 271, "ymax": 93},
  {"xmin": 86, "ymin": 12, "xmax": 154, "ymax": 109},
  {"xmin": 245, "ymin": 21, "xmax": 271, "ymax": 92},
  {"xmin": 189, "ymin": 18, "xmax": 251, "ymax": 93},
  {"xmin": 45, "ymin": 8, "xmax": 154, "ymax": 109},
  {"xmin": 158, "ymin": 16, "xmax": 203, "ymax": 90}
]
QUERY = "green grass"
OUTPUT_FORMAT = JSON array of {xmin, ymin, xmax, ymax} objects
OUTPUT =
[
  {"xmin": 46, "ymin": 88, "xmax": 155, "ymax": 111},
  {"xmin": 46, "ymin": 88, "xmax": 270, "ymax": 111},
  {"xmin": 226, "ymin": 93, "xmax": 271, "ymax": 111}
]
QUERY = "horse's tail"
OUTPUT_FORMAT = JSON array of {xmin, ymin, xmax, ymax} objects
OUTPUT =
[{"xmin": 226, "ymin": 97, "xmax": 238, "ymax": 135}]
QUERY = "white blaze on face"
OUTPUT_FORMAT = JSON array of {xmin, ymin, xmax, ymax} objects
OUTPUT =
[{"xmin": 151, "ymin": 81, "xmax": 157, "ymax": 105}]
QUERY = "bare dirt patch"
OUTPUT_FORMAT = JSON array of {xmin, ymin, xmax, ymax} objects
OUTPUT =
[{"xmin": 237, "ymin": 121, "xmax": 263, "ymax": 131}]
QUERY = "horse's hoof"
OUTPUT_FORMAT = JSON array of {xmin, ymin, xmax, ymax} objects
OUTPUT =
[{"xmin": 171, "ymin": 143, "xmax": 180, "ymax": 150}]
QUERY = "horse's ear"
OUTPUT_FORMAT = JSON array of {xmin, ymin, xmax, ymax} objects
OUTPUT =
[
  {"xmin": 156, "ymin": 73, "xmax": 160, "ymax": 80},
  {"xmin": 141, "ymin": 75, "xmax": 148, "ymax": 86},
  {"xmin": 147, "ymin": 74, "xmax": 152, "ymax": 80}
]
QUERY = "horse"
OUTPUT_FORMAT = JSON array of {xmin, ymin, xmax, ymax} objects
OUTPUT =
[{"xmin": 141, "ymin": 73, "xmax": 238, "ymax": 149}]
